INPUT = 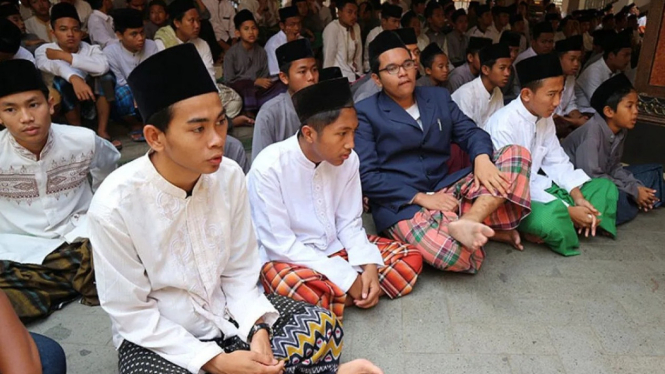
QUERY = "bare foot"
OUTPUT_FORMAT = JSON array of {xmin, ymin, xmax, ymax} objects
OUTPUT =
[
  {"xmin": 492, "ymin": 229, "xmax": 523, "ymax": 250},
  {"xmin": 337, "ymin": 359, "xmax": 384, "ymax": 374},
  {"xmin": 446, "ymin": 219, "xmax": 495, "ymax": 251},
  {"xmin": 523, "ymin": 233, "xmax": 545, "ymax": 244}
]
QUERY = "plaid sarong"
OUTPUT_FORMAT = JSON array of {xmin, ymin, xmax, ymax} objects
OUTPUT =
[
  {"xmin": 111, "ymin": 84, "xmax": 137, "ymax": 119},
  {"xmin": 228, "ymin": 79, "xmax": 286, "ymax": 112},
  {"xmin": 118, "ymin": 294, "xmax": 342, "ymax": 374},
  {"xmin": 261, "ymin": 235, "xmax": 423, "ymax": 320},
  {"xmin": 388, "ymin": 145, "xmax": 532, "ymax": 273},
  {"xmin": 53, "ymin": 72, "xmax": 115, "ymax": 114},
  {"xmin": 0, "ymin": 240, "xmax": 99, "ymax": 321}
]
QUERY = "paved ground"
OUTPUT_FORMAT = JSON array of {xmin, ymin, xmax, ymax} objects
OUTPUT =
[{"xmin": 25, "ymin": 124, "xmax": 665, "ymax": 374}]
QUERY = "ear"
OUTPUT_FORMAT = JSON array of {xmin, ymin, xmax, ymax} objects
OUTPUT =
[
  {"xmin": 481, "ymin": 64, "xmax": 490, "ymax": 76},
  {"xmin": 425, "ymin": 67, "xmax": 432, "ymax": 76},
  {"xmin": 279, "ymin": 22, "xmax": 285, "ymax": 31},
  {"xmin": 520, "ymin": 87, "xmax": 532, "ymax": 103},
  {"xmin": 115, "ymin": 31, "xmax": 123, "ymax": 39},
  {"xmin": 144, "ymin": 124, "xmax": 166, "ymax": 151},
  {"xmin": 602, "ymin": 105, "xmax": 615, "ymax": 120},
  {"xmin": 278, "ymin": 71, "xmax": 289, "ymax": 86},
  {"xmin": 234, "ymin": 29, "xmax": 240, "ymax": 38},
  {"xmin": 467, "ymin": 52, "xmax": 474, "ymax": 63},
  {"xmin": 48, "ymin": 94, "xmax": 55, "ymax": 116},
  {"xmin": 370, "ymin": 72, "xmax": 382, "ymax": 89},
  {"xmin": 300, "ymin": 125, "xmax": 316, "ymax": 143}
]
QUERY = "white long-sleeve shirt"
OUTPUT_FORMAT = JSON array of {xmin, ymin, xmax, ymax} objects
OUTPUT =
[
  {"xmin": 0, "ymin": 124, "xmax": 120, "ymax": 264},
  {"xmin": 25, "ymin": 16, "xmax": 54, "ymax": 43},
  {"xmin": 451, "ymin": 76, "xmax": 504, "ymax": 130},
  {"xmin": 200, "ymin": 0, "xmax": 235, "ymax": 42},
  {"xmin": 363, "ymin": 25, "xmax": 383, "ymax": 73},
  {"xmin": 484, "ymin": 98, "xmax": 590, "ymax": 204},
  {"xmin": 247, "ymin": 135, "xmax": 384, "ymax": 292},
  {"xmin": 13, "ymin": 46, "xmax": 36, "ymax": 63},
  {"xmin": 554, "ymin": 75, "xmax": 579, "ymax": 116},
  {"xmin": 103, "ymin": 40, "xmax": 159, "ymax": 87},
  {"xmin": 575, "ymin": 57, "xmax": 614, "ymax": 113},
  {"xmin": 513, "ymin": 46, "xmax": 536, "ymax": 66},
  {"xmin": 88, "ymin": 155, "xmax": 279, "ymax": 374},
  {"xmin": 87, "ymin": 10, "xmax": 118, "ymax": 48},
  {"xmin": 35, "ymin": 41, "xmax": 109, "ymax": 81},
  {"xmin": 323, "ymin": 20, "xmax": 362, "ymax": 82},
  {"xmin": 264, "ymin": 30, "xmax": 286, "ymax": 76}
]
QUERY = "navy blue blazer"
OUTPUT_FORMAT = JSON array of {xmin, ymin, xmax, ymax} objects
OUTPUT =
[{"xmin": 355, "ymin": 86, "xmax": 494, "ymax": 233}]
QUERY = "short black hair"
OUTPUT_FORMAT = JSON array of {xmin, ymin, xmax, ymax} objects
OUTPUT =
[
  {"xmin": 88, "ymin": 0, "xmax": 104, "ymax": 10},
  {"xmin": 424, "ymin": 1, "xmax": 442, "ymax": 19},
  {"xmin": 421, "ymin": 48, "xmax": 444, "ymax": 69},
  {"xmin": 400, "ymin": 10, "xmax": 417, "ymax": 28},
  {"xmin": 148, "ymin": 0, "xmax": 167, "ymax": 12},
  {"xmin": 279, "ymin": 61, "xmax": 293, "ymax": 75},
  {"xmin": 603, "ymin": 45, "xmax": 630, "ymax": 60},
  {"xmin": 411, "ymin": 0, "xmax": 425, "ymax": 8},
  {"xmin": 522, "ymin": 78, "xmax": 545, "ymax": 93},
  {"xmin": 301, "ymin": 108, "xmax": 354, "ymax": 133},
  {"xmin": 146, "ymin": 104, "xmax": 173, "ymax": 133},
  {"xmin": 598, "ymin": 87, "xmax": 636, "ymax": 119}
]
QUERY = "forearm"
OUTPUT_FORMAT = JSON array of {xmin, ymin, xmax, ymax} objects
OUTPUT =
[{"xmin": 569, "ymin": 187, "xmax": 584, "ymax": 202}]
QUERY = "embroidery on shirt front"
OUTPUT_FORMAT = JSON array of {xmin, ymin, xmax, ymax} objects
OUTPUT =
[
  {"xmin": 0, "ymin": 166, "xmax": 39, "ymax": 203},
  {"xmin": 46, "ymin": 152, "xmax": 93, "ymax": 197}
]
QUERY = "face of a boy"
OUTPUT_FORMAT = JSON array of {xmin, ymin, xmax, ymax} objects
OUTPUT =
[
  {"xmin": 6, "ymin": 14, "xmax": 26, "ymax": 33},
  {"xmin": 523, "ymin": 76, "xmax": 564, "ymax": 118},
  {"xmin": 149, "ymin": 4, "xmax": 167, "ymax": 25},
  {"xmin": 283, "ymin": 57, "xmax": 319, "ymax": 93},
  {"xmin": 295, "ymin": 1, "xmax": 308, "ymax": 17},
  {"xmin": 308, "ymin": 107, "xmax": 357, "ymax": 166},
  {"xmin": 337, "ymin": 3, "xmax": 358, "ymax": 28},
  {"xmin": 406, "ymin": 44, "xmax": 421, "ymax": 67},
  {"xmin": 485, "ymin": 57, "xmax": 512, "ymax": 88},
  {"xmin": 454, "ymin": 15, "xmax": 468, "ymax": 33},
  {"xmin": 237, "ymin": 21, "xmax": 258, "ymax": 43},
  {"xmin": 282, "ymin": 16, "xmax": 301, "ymax": 41},
  {"xmin": 0, "ymin": 90, "xmax": 53, "ymax": 152},
  {"xmin": 429, "ymin": 8, "xmax": 445, "ymax": 29},
  {"xmin": 119, "ymin": 27, "xmax": 145, "ymax": 53},
  {"xmin": 375, "ymin": 48, "xmax": 417, "ymax": 100},
  {"xmin": 381, "ymin": 16, "xmax": 400, "ymax": 31},
  {"xmin": 52, "ymin": 18, "xmax": 82, "ymax": 52},
  {"xmin": 480, "ymin": 12, "xmax": 492, "ymax": 27},
  {"xmin": 156, "ymin": 92, "xmax": 227, "ymax": 176},
  {"xmin": 559, "ymin": 50, "xmax": 582, "ymax": 76},
  {"xmin": 29, "ymin": 0, "xmax": 50, "ymax": 17},
  {"xmin": 533, "ymin": 32, "xmax": 554, "ymax": 55},
  {"xmin": 175, "ymin": 9, "xmax": 200, "ymax": 40},
  {"xmin": 428, "ymin": 54, "xmax": 449, "ymax": 83},
  {"xmin": 128, "ymin": 0, "xmax": 146, "ymax": 12},
  {"xmin": 609, "ymin": 90, "xmax": 638, "ymax": 129},
  {"xmin": 508, "ymin": 46, "xmax": 519, "ymax": 62},
  {"xmin": 609, "ymin": 47, "xmax": 632, "ymax": 71}
]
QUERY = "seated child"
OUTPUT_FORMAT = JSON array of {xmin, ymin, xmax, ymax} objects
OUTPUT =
[
  {"xmin": 0, "ymin": 18, "xmax": 34, "ymax": 63},
  {"xmin": 35, "ymin": 3, "xmax": 119, "ymax": 150},
  {"xmin": 144, "ymin": 0, "xmax": 168, "ymax": 40},
  {"xmin": 417, "ymin": 42, "xmax": 449, "ymax": 87},
  {"xmin": 223, "ymin": 9, "xmax": 284, "ymax": 113},
  {"xmin": 0, "ymin": 4, "xmax": 46, "ymax": 54},
  {"xmin": 248, "ymin": 78, "xmax": 423, "ymax": 320},
  {"xmin": 562, "ymin": 74, "xmax": 663, "ymax": 225},
  {"xmin": 87, "ymin": 0, "xmax": 118, "ymax": 48}
]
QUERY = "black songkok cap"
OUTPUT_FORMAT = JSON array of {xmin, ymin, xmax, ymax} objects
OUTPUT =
[
  {"xmin": 0, "ymin": 59, "xmax": 47, "ymax": 99},
  {"xmin": 476, "ymin": 4, "xmax": 490, "ymax": 16},
  {"xmin": 234, "ymin": 9, "xmax": 256, "ymax": 29},
  {"xmin": 545, "ymin": 12, "xmax": 561, "ymax": 22},
  {"xmin": 50, "ymin": 2, "xmax": 80, "ymax": 24},
  {"xmin": 394, "ymin": 27, "xmax": 417, "ymax": 45},
  {"xmin": 590, "ymin": 73, "xmax": 633, "ymax": 115},
  {"xmin": 113, "ymin": 8, "xmax": 144, "ymax": 31},
  {"xmin": 0, "ymin": 18, "xmax": 21, "ymax": 54},
  {"xmin": 509, "ymin": 13, "xmax": 524, "ymax": 25},
  {"xmin": 609, "ymin": 30, "xmax": 632, "ymax": 50},
  {"xmin": 578, "ymin": 14, "xmax": 592, "ymax": 23},
  {"xmin": 292, "ymin": 78, "xmax": 352, "ymax": 125},
  {"xmin": 127, "ymin": 44, "xmax": 217, "ymax": 124},
  {"xmin": 319, "ymin": 67, "xmax": 342, "ymax": 81},
  {"xmin": 279, "ymin": 6, "xmax": 299, "ymax": 22},
  {"xmin": 451, "ymin": 8, "xmax": 466, "ymax": 22},
  {"xmin": 533, "ymin": 21, "xmax": 554, "ymax": 37},
  {"xmin": 276, "ymin": 38, "xmax": 313, "ymax": 66},
  {"xmin": 167, "ymin": 0, "xmax": 195, "ymax": 19},
  {"xmin": 369, "ymin": 30, "xmax": 407, "ymax": 61},
  {"xmin": 500, "ymin": 31, "xmax": 521, "ymax": 47},
  {"xmin": 467, "ymin": 36, "xmax": 493, "ymax": 53},
  {"xmin": 516, "ymin": 53, "xmax": 563, "ymax": 86},
  {"xmin": 0, "ymin": 4, "xmax": 19, "ymax": 18},
  {"xmin": 555, "ymin": 35, "xmax": 584, "ymax": 52},
  {"xmin": 381, "ymin": 3, "xmax": 402, "ymax": 19},
  {"xmin": 479, "ymin": 43, "xmax": 511, "ymax": 65},
  {"xmin": 592, "ymin": 29, "xmax": 615, "ymax": 47}
]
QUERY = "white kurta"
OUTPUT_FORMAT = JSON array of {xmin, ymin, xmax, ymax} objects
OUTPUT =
[
  {"xmin": 265, "ymin": 30, "xmax": 286, "ymax": 76},
  {"xmin": 13, "ymin": 46, "xmax": 36, "ymax": 63},
  {"xmin": 25, "ymin": 16, "xmax": 54, "ymax": 43},
  {"xmin": 451, "ymin": 76, "xmax": 504, "ymax": 130},
  {"xmin": 513, "ymin": 46, "xmax": 536, "ymax": 65},
  {"xmin": 484, "ymin": 98, "xmax": 590, "ymax": 204},
  {"xmin": 87, "ymin": 10, "xmax": 118, "ymax": 48},
  {"xmin": 575, "ymin": 58, "xmax": 614, "ymax": 113},
  {"xmin": 554, "ymin": 75, "xmax": 579, "ymax": 116},
  {"xmin": 247, "ymin": 135, "xmax": 384, "ymax": 292},
  {"xmin": 0, "ymin": 124, "xmax": 120, "ymax": 264},
  {"xmin": 363, "ymin": 25, "xmax": 383, "ymax": 73},
  {"xmin": 200, "ymin": 0, "xmax": 235, "ymax": 42},
  {"xmin": 466, "ymin": 25, "xmax": 492, "ymax": 39},
  {"xmin": 103, "ymin": 40, "xmax": 159, "ymax": 87},
  {"xmin": 88, "ymin": 155, "xmax": 279, "ymax": 374},
  {"xmin": 323, "ymin": 20, "xmax": 362, "ymax": 82},
  {"xmin": 35, "ymin": 41, "xmax": 110, "ymax": 81}
]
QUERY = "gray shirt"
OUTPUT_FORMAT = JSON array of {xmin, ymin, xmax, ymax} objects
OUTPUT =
[
  {"xmin": 416, "ymin": 75, "xmax": 436, "ymax": 87},
  {"xmin": 223, "ymin": 42, "xmax": 269, "ymax": 83},
  {"xmin": 562, "ymin": 113, "xmax": 642, "ymax": 199},
  {"xmin": 447, "ymin": 62, "xmax": 475, "ymax": 93},
  {"xmin": 426, "ymin": 29, "xmax": 446, "ymax": 51},
  {"xmin": 251, "ymin": 92, "xmax": 300, "ymax": 161},
  {"xmin": 224, "ymin": 134, "xmax": 250, "ymax": 174},
  {"xmin": 353, "ymin": 77, "xmax": 381, "ymax": 103},
  {"xmin": 445, "ymin": 30, "xmax": 469, "ymax": 66}
]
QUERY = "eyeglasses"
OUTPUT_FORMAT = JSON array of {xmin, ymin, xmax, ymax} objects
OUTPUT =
[{"xmin": 378, "ymin": 59, "xmax": 417, "ymax": 75}]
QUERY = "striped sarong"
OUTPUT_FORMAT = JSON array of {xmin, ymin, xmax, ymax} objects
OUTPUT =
[
  {"xmin": 388, "ymin": 145, "xmax": 532, "ymax": 274},
  {"xmin": 118, "ymin": 294, "xmax": 342, "ymax": 374},
  {"xmin": 0, "ymin": 240, "xmax": 99, "ymax": 321},
  {"xmin": 260, "ymin": 235, "xmax": 423, "ymax": 320}
]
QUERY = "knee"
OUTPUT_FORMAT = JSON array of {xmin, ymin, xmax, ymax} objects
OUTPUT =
[
  {"xmin": 31, "ymin": 333, "xmax": 67, "ymax": 374},
  {"xmin": 496, "ymin": 145, "xmax": 532, "ymax": 170},
  {"xmin": 590, "ymin": 178, "xmax": 619, "ymax": 199}
]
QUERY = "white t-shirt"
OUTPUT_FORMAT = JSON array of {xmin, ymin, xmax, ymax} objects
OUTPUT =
[{"xmin": 405, "ymin": 102, "xmax": 423, "ymax": 130}]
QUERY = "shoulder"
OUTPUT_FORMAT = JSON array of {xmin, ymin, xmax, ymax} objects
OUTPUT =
[
  {"xmin": 249, "ymin": 139, "xmax": 289, "ymax": 175},
  {"xmin": 102, "ymin": 42, "xmax": 119, "ymax": 54},
  {"xmin": 485, "ymin": 103, "xmax": 514, "ymax": 129},
  {"xmin": 355, "ymin": 92, "xmax": 380, "ymax": 113},
  {"xmin": 89, "ymin": 157, "xmax": 148, "ymax": 214},
  {"xmin": 257, "ymin": 93, "xmax": 287, "ymax": 114},
  {"xmin": 35, "ymin": 42, "xmax": 57, "ymax": 54},
  {"xmin": 51, "ymin": 123, "xmax": 97, "ymax": 143}
]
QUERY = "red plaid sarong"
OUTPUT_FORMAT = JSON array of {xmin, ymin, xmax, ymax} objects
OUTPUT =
[
  {"xmin": 260, "ymin": 235, "xmax": 423, "ymax": 320},
  {"xmin": 387, "ymin": 145, "xmax": 532, "ymax": 274}
]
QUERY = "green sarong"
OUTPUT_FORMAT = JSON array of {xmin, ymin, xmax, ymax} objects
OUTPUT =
[{"xmin": 518, "ymin": 178, "xmax": 618, "ymax": 256}]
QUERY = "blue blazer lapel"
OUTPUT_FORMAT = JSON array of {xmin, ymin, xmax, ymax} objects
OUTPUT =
[
  {"xmin": 416, "ymin": 88, "xmax": 436, "ymax": 136},
  {"xmin": 377, "ymin": 91, "xmax": 422, "ymax": 131}
]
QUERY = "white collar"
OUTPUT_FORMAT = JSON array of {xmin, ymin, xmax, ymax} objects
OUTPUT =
[
  {"xmin": 516, "ymin": 97, "xmax": 540, "ymax": 124},
  {"xmin": 92, "ymin": 10, "xmax": 110, "ymax": 21},
  {"xmin": 8, "ymin": 126, "xmax": 55, "ymax": 162}
]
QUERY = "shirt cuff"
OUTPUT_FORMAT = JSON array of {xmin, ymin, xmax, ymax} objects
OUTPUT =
[{"xmin": 188, "ymin": 342, "xmax": 224, "ymax": 374}]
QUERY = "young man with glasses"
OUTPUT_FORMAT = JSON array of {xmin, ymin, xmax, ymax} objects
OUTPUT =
[{"xmin": 354, "ymin": 31, "xmax": 533, "ymax": 274}]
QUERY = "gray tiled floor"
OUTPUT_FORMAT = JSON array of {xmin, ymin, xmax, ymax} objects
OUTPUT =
[{"xmin": 26, "ymin": 208, "xmax": 665, "ymax": 374}]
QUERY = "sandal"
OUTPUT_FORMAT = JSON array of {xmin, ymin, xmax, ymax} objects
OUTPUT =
[
  {"xmin": 101, "ymin": 135, "xmax": 123, "ymax": 151},
  {"xmin": 129, "ymin": 130, "xmax": 146, "ymax": 142}
]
